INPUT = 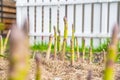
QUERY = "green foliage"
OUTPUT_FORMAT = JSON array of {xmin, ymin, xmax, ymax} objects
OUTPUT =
[
  {"xmin": 31, "ymin": 39, "xmax": 110, "ymax": 53},
  {"xmin": 93, "ymin": 39, "xmax": 110, "ymax": 52},
  {"xmin": 31, "ymin": 39, "xmax": 120, "ymax": 63},
  {"xmin": 116, "ymin": 53, "xmax": 120, "ymax": 63}
]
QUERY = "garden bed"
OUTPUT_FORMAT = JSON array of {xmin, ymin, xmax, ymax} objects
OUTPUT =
[{"xmin": 0, "ymin": 56, "xmax": 120, "ymax": 80}]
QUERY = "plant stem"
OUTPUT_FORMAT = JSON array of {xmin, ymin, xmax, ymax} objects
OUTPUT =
[
  {"xmin": 0, "ymin": 35, "xmax": 3, "ymax": 55},
  {"xmin": 76, "ymin": 37, "xmax": 79, "ymax": 61},
  {"xmin": 82, "ymin": 38, "xmax": 85, "ymax": 61},
  {"xmin": 70, "ymin": 39, "xmax": 74, "ymax": 66},
  {"xmin": 3, "ymin": 30, "xmax": 11, "ymax": 54},
  {"xmin": 61, "ymin": 17, "xmax": 68, "ymax": 60},
  {"xmin": 89, "ymin": 47, "xmax": 92, "ymax": 64},
  {"xmin": 9, "ymin": 23, "xmax": 30, "ymax": 80},
  {"xmin": 35, "ymin": 53, "xmax": 41, "ymax": 80},
  {"xmin": 54, "ymin": 26, "xmax": 57, "ymax": 60},
  {"xmin": 46, "ymin": 35, "xmax": 53, "ymax": 60},
  {"xmin": 103, "ymin": 49, "xmax": 106, "ymax": 64},
  {"xmin": 61, "ymin": 39, "xmax": 66, "ymax": 61},
  {"xmin": 57, "ymin": 29, "xmax": 61, "ymax": 52},
  {"xmin": 104, "ymin": 24, "xmax": 119, "ymax": 80}
]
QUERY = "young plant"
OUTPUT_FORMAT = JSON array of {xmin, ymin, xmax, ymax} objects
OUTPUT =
[
  {"xmin": 3, "ymin": 30, "xmax": 11, "ymax": 53},
  {"xmin": 53, "ymin": 26, "xmax": 57, "ymax": 59},
  {"xmin": 82, "ymin": 38, "xmax": 85, "ymax": 61},
  {"xmin": 71, "ymin": 24, "xmax": 75, "ymax": 64},
  {"xmin": 35, "ymin": 53, "xmax": 41, "ymax": 80},
  {"xmin": 89, "ymin": 47, "xmax": 93, "ymax": 64},
  {"xmin": 63, "ymin": 17, "xmax": 68, "ymax": 40},
  {"xmin": 0, "ymin": 35, "xmax": 3, "ymax": 55},
  {"xmin": 60, "ymin": 17, "xmax": 68, "ymax": 60},
  {"xmin": 46, "ymin": 35, "xmax": 53, "ymax": 60},
  {"xmin": 75, "ymin": 37, "xmax": 80, "ymax": 61},
  {"xmin": 60, "ymin": 39, "xmax": 66, "ymax": 60},
  {"xmin": 104, "ymin": 24, "xmax": 119, "ymax": 80},
  {"xmin": 0, "ymin": 30, "xmax": 11, "ymax": 56},
  {"xmin": 103, "ymin": 49, "xmax": 106, "ymax": 64},
  {"xmin": 72, "ymin": 24, "xmax": 75, "ymax": 46},
  {"xmin": 57, "ymin": 29, "xmax": 61, "ymax": 52},
  {"xmin": 9, "ymin": 21, "xmax": 30, "ymax": 80},
  {"xmin": 90, "ymin": 38, "xmax": 93, "ymax": 48},
  {"xmin": 70, "ymin": 39, "xmax": 74, "ymax": 66}
]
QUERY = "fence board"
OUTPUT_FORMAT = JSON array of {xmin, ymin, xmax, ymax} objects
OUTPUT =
[
  {"xmin": 59, "ymin": 0, "xmax": 66, "ymax": 44},
  {"xmin": 51, "ymin": 0, "xmax": 58, "ymax": 44},
  {"xmin": 101, "ymin": 3, "xmax": 108, "ymax": 43},
  {"xmin": 21, "ymin": 0, "xmax": 27, "ymax": 26},
  {"xmin": 43, "ymin": 0, "xmax": 50, "ymax": 43},
  {"xmin": 51, "ymin": 0, "xmax": 57, "ymax": 33},
  {"xmin": 36, "ymin": 0, "xmax": 42, "ymax": 43},
  {"xmin": 67, "ymin": 0, "xmax": 74, "ymax": 45},
  {"xmin": 93, "ymin": 4, "xmax": 101, "ymax": 47},
  {"xmin": 84, "ymin": 4, "xmax": 92, "ymax": 47},
  {"xmin": 75, "ymin": 4, "xmax": 83, "ymax": 46},
  {"xmin": 109, "ymin": 3, "xmax": 118, "ymax": 33},
  {"xmin": 16, "ymin": 0, "xmax": 22, "ymax": 27},
  {"xmin": 29, "ymin": 0, "xmax": 35, "ymax": 45}
]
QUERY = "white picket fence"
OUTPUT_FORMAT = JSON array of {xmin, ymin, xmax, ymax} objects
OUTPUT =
[{"xmin": 16, "ymin": 0, "xmax": 120, "ymax": 47}]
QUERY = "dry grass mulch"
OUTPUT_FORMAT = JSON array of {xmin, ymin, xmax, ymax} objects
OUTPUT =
[{"xmin": 0, "ymin": 58, "xmax": 120, "ymax": 80}]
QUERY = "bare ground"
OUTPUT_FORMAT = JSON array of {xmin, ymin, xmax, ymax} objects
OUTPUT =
[{"xmin": 0, "ymin": 58, "xmax": 119, "ymax": 80}]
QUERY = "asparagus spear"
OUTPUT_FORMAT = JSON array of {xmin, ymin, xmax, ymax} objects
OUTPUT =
[
  {"xmin": 35, "ymin": 53, "xmax": 41, "ymax": 80},
  {"xmin": 82, "ymin": 38, "xmax": 85, "ymax": 61},
  {"xmin": 9, "ymin": 21, "xmax": 30, "ymax": 80},
  {"xmin": 70, "ymin": 39, "xmax": 74, "ymax": 66},
  {"xmin": 46, "ymin": 35, "xmax": 53, "ymax": 60},
  {"xmin": 57, "ymin": 29, "xmax": 61, "ymax": 52},
  {"xmin": 76, "ymin": 37, "xmax": 80, "ymax": 61},
  {"xmin": 89, "ymin": 47, "xmax": 92, "ymax": 64},
  {"xmin": 104, "ymin": 24, "xmax": 119, "ymax": 80},
  {"xmin": 60, "ymin": 17, "xmax": 68, "ymax": 60},
  {"xmin": 54, "ymin": 26, "xmax": 57, "ymax": 60},
  {"xmin": 0, "ymin": 35, "xmax": 3, "ymax": 55}
]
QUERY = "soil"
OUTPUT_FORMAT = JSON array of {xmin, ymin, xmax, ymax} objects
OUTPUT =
[{"xmin": 0, "ymin": 58, "xmax": 120, "ymax": 80}]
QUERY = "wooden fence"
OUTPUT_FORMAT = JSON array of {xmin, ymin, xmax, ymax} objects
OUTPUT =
[
  {"xmin": 0, "ymin": 0, "xmax": 16, "ymax": 30},
  {"xmin": 16, "ymin": 0, "xmax": 120, "ymax": 47}
]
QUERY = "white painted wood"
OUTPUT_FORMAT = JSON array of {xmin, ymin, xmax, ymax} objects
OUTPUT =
[
  {"xmin": 29, "ymin": 33, "xmax": 112, "ymax": 38},
  {"xmin": 67, "ymin": 0, "xmax": 74, "ymax": 46},
  {"xmin": 84, "ymin": 4, "xmax": 92, "ymax": 47},
  {"xmin": 16, "ymin": 0, "xmax": 120, "ymax": 7},
  {"xmin": 36, "ymin": 0, "xmax": 42, "ymax": 43},
  {"xmin": 43, "ymin": 0, "xmax": 50, "ymax": 43},
  {"xmin": 75, "ymin": 4, "xmax": 83, "ymax": 46},
  {"xmin": 16, "ymin": 0, "xmax": 22, "ymax": 27},
  {"xmin": 51, "ymin": 0, "xmax": 57, "ymax": 34},
  {"xmin": 16, "ymin": 0, "xmax": 120, "ymax": 46},
  {"xmin": 93, "ymin": 4, "xmax": 101, "ymax": 47},
  {"xmin": 59, "ymin": 0, "xmax": 65, "ymax": 36},
  {"xmin": 59, "ymin": 0, "xmax": 66, "ymax": 47},
  {"xmin": 51, "ymin": 0, "xmax": 58, "ymax": 44},
  {"xmin": 29, "ymin": 33, "xmax": 111, "ymax": 38},
  {"xmin": 20, "ymin": 0, "xmax": 28, "ymax": 29},
  {"xmin": 109, "ymin": 3, "xmax": 118, "ymax": 33},
  {"xmin": 101, "ymin": 3, "xmax": 108, "ymax": 43},
  {"xmin": 29, "ymin": 0, "xmax": 35, "ymax": 45},
  {"xmin": 119, "ymin": 3, "xmax": 120, "ymax": 25}
]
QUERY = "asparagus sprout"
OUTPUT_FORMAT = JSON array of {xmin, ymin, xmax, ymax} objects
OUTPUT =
[{"xmin": 104, "ymin": 24, "xmax": 119, "ymax": 80}]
